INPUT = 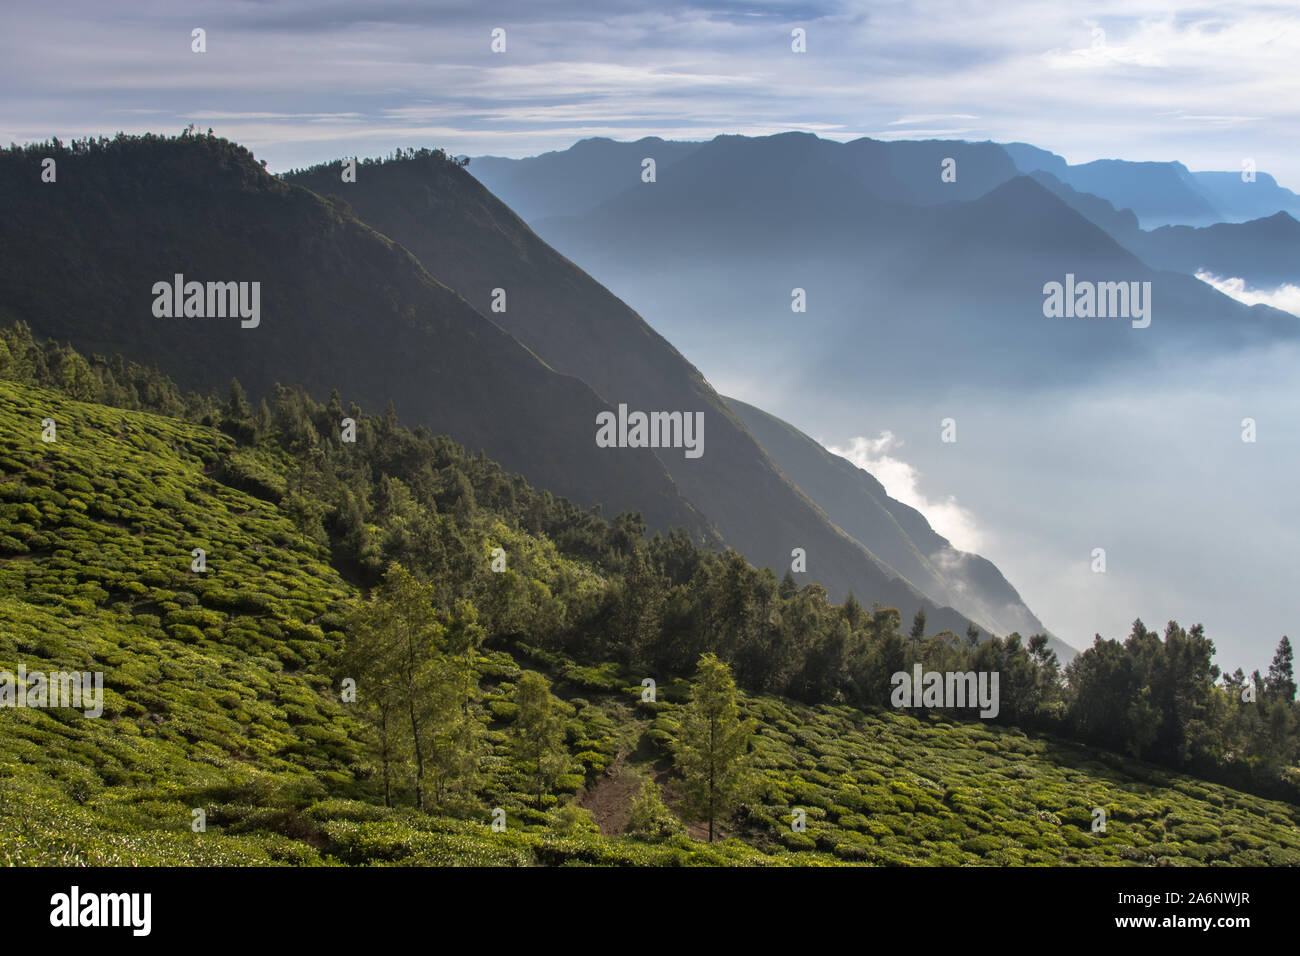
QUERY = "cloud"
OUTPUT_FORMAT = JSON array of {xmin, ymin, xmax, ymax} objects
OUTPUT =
[
  {"xmin": 821, "ymin": 431, "xmax": 984, "ymax": 553},
  {"xmin": 886, "ymin": 113, "xmax": 980, "ymax": 126},
  {"xmin": 1196, "ymin": 271, "xmax": 1300, "ymax": 316},
  {"xmin": 4, "ymin": 1, "xmax": 1300, "ymax": 184}
]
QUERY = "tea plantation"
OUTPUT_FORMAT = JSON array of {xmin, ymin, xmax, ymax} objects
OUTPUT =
[{"xmin": 2, "ymin": 380, "xmax": 1298, "ymax": 865}]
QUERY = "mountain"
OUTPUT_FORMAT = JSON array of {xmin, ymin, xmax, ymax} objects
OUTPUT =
[
  {"xmin": 1039, "ymin": 159, "xmax": 1221, "ymax": 228},
  {"xmin": 1191, "ymin": 171, "xmax": 1300, "ymax": 226},
  {"xmin": 469, "ymin": 136, "xmax": 703, "ymax": 221},
  {"xmin": 0, "ymin": 134, "xmax": 711, "ymax": 539},
  {"xmin": 1002, "ymin": 144, "xmax": 1218, "ymax": 226},
  {"xmin": 283, "ymin": 146, "xmax": 986, "ymax": 638},
  {"xmin": 1024, "ymin": 171, "xmax": 1300, "ymax": 289},
  {"xmin": 482, "ymin": 135, "xmax": 1300, "ymax": 235},
  {"xmin": 483, "ymin": 133, "xmax": 1300, "ymax": 256},
  {"xmin": 475, "ymin": 132, "xmax": 1024, "ymax": 227},
  {"xmin": 1123, "ymin": 212, "xmax": 1300, "ymax": 288},
  {"xmin": 530, "ymin": 135, "xmax": 1297, "ymax": 394},
  {"xmin": 723, "ymin": 397, "xmax": 1072, "ymax": 660},
  {"xmin": 837, "ymin": 137, "xmax": 1023, "ymax": 205},
  {"xmin": 1025, "ymin": 169, "xmax": 1142, "ymax": 239},
  {"xmin": 1005, "ymin": 143, "xmax": 1300, "ymax": 228}
]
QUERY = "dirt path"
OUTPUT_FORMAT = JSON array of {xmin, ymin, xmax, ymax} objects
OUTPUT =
[{"xmin": 577, "ymin": 750, "xmax": 643, "ymax": 837}]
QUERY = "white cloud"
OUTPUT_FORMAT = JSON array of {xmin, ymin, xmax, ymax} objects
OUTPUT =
[
  {"xmin": 6, "ymin": 2, "xmax": 1300, "ymax": 184},
  {"xmin": 1196, "ymin": 271, "xmax": 1300, "ymax": 316},
  {"xmin": 821, "ymin": 431, "xmax": 984, "ymax": 553}
]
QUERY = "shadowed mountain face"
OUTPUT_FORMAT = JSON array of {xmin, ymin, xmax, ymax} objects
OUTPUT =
[
  {"xmin": 284, "ymin": 150, "xmax": 989, "ymax": 640},
  {"xmin": 0, "ymin": 135, "xmax": 712, "ymax": 539},
  {"xmin": 723, "ymin": 396, "xmax": 1071, "ymax": 661}
]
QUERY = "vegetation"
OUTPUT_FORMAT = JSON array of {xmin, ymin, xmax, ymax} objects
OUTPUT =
[
  {"xmin": 1, "ymin": 321, "xmax": 1297, "ymax": 865},
  {"xmin": 673, "ymin": 653, "xmax": 757, "ymax": 840}
]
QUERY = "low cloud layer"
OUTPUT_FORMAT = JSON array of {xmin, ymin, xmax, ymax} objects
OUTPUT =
[
  {"xmin": 822, "ymin": 432, "xmax": 984, "ymax": 554},
  {"xmin": 1196, "ymin": 272, "xmax": 1300, "ymax": 317}
]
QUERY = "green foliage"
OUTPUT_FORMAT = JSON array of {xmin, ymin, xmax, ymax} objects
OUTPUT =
[
  {"xmin": 512, "ymin": 671, "xmax": 571, "ymax": 807},
  {"xmin": 1, "ymin": 327, "xmax": 1297, "ymax": 866},
  {"xmin": 627, "ymin": 778, "xmax": 684, "ymax": 842},
  {"xmin": 673, "ymin": 654, "xmax": 757, "ymax": 841}
]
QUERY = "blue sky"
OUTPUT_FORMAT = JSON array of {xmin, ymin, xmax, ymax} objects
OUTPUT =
[{"xmin": 3, "ymin": 1, "xmax": 1300, "ymax": 186}]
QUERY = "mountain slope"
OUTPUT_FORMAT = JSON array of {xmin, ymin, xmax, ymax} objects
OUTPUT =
[
  {"xmin": 724, "ymin": 396, "xmax": 1070, "ymax": 658},
  {"xmin": 284, "ymin": 148, "xmax": 983, "ymax": 636},
  {"xmin": 0, "ymin": 134, "xmax": 710, "ymax": 539}
]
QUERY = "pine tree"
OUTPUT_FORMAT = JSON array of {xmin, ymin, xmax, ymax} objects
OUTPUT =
[
  {"xmin": 226, "ymin": 377, "xmax": 250, "ymax": 419},
  {"xmin": 1265, "ymin": 636, "xmax": 1296, "ymax": 702},
  {"xmin": 909, "ymin": 606, "xmax": 927, "ymax": 641},
  {"xmin": 673, "ymin": 653, "xmax": 756, "ymax": 841}
]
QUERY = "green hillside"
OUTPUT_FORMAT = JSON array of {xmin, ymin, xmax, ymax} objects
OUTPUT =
[{"xmin": 1, "ymin": 332, "xmax": 1298, "ymax": 866}]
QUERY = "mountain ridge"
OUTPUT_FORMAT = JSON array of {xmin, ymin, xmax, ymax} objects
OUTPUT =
[{"xmin": 283, "ymin": 147, "xmax": 987, "ymax": 638}]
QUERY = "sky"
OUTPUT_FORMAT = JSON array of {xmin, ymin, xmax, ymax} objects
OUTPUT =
[
  {"xmin": 3, "ymin": 1, "xmax": 1300, "ymax": 184},
  {"xmin": 3, "ymin": 0, "xmax": 1297, "ymax": 669}
]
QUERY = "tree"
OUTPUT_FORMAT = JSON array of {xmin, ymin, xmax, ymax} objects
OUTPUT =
[
  {"xmin": 513, "ymin": 671, "xmax": 569, "ymax": 808},
  {"xmin": 909, "ymin": 607, "xmax": 927, "ymax": 641},
  {"xmin": 426, "ymin": 599, "xmax": 487, "ymax": 809},
  {"xmin": 226, "ymin": 377, "xmax": 250, "ymax": 419},
  {"xmin": 367, "ymin": 564, "xmax": 441, "ymax": 811},
  {"xmin": 341, "ymin": 592, "xmax": 407, "ymax": 807},
  {"xmin": 673, "ymin": 653, "xmax": 756, "ymax": 841},
  {"xmin": 345, "ymin": 564, "xmax": 483, "ymax": 812},
  {"xmin": 1265, "ymin": 636, "xmax": 1296, "ymax": 702}
]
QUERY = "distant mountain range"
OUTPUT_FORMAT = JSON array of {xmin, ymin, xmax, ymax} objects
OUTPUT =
[
  {"xmin": 487, "ymin": 133, "xmax": 1295, "ymax": 401},
  {"xmin": 1002, "ymin": 142, "xmax": 1300, "ymax": 228},
  {"xmin": 475, "ymin": 133, "xmax": 1300, "ymax": 231}
]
